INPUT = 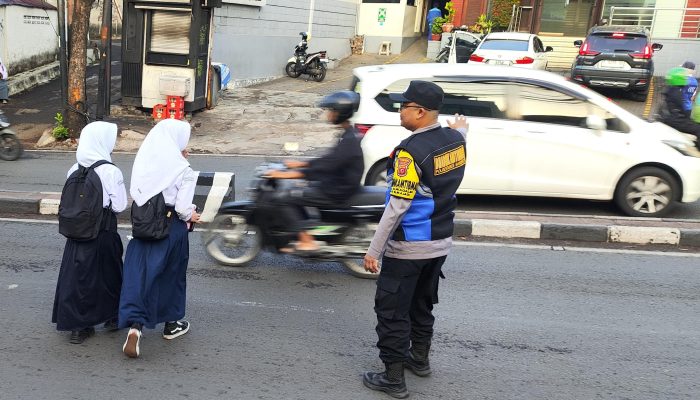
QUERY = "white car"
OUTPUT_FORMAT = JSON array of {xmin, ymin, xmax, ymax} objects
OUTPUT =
[
  {"xmin": 468, "ymin": 32, "xmax": 551, "ymax": 70},
  {"xmin": 350, "ymin": 63, "xmax": 700, "ymax": 217}
]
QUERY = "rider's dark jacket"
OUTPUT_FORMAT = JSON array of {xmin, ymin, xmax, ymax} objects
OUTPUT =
[{"xmin": 305, "ymin": 127, "xmax": 364, "ymax": 201}]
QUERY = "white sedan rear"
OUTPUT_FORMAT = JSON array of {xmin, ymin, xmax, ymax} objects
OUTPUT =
[{"xmin": 469, "ymin": 32, "xmax": 552, "ymax": 70}]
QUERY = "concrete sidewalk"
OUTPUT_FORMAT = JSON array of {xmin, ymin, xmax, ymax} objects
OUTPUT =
[{"xmin": 3, "ymin": 190, "xmax": 699, "ymax": 248}]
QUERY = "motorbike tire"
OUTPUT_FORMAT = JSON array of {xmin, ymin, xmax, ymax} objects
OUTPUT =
[
  {"xmin": 204, "ymin": 214, "xmax": 262, "ymax": 266},
  {"xmin": 285, "ymin": 62, "xmax": 302, "ymax": 78},
  {"xmin": 340, "ymin": 223, "xmax": 379, "ymax": 280},
  {"xmin": 0, "ymin": 133, "xmax": 23, "ymax": 161},
  {"xmin": 312, "ymin": 64, "xmax": 327, "ymax": 82}
]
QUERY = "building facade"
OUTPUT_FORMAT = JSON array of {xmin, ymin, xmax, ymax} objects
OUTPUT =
[
  {"xmin": 212, "ymin": 0, "xmax": 359, "ymax": 87},
  {"xmin": 0, "ymin": 0, "xmax": 58, "ymax": 75}
]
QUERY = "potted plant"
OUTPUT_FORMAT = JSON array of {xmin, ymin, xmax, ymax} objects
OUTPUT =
[
  {"xmin": 431, "ymin": 17, "xmax": 445, "ymax": 41},
  {"xmin": 469, "ymin": 14, "xmax": 493, "ymax": 35},
  {"xmin": 442, "ymin": 1, "xmax": 456, "ymax": 33}
]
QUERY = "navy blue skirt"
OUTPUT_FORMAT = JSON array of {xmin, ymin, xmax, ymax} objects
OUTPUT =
[
  {"xmin": 118, "ymin": 219, "xmax": 189, "ymax": 329},
  {"xmin": 52, "ymin": 213, "xmax": 123, "ymax": 331}
]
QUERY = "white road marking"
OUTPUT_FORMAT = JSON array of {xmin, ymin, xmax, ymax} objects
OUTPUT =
[
  {"xmin": 8, "ymin": 284, "xmax": 18, "ymax": 290},
  {"xmin": 199, "ymin": 172, "xmax": 233, "ymax": 223}
]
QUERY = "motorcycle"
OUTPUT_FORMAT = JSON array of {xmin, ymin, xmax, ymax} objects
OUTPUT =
[
  {"xmin": 203, "ymin": 163, "xmax": 386, "ymax": 279},
  {"xmin": 285, "ymin": 32, "xmax": 329, "ymax": 82},
  {"xmin": 0, "ymin": 110, "xmax": 22, "ymax": 161}
]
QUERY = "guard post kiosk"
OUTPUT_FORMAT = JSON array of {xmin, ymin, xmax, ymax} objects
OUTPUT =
[{"xmin": 121, "ymin": 0, "xmax": 222, "ymax": 112}]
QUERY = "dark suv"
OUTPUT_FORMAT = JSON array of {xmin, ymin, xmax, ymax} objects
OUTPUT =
[{"xmin": 571, "ymin": 26, "xmax": 662, "ymax": 101}]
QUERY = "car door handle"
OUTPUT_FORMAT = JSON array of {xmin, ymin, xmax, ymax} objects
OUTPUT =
[
  {"xmin": 484, "ymin": 126, "xmax": 503, "ymax": 130},
  {"xmin": 527, "ymin": 130, "xmax": 546, "ymax": 134}
]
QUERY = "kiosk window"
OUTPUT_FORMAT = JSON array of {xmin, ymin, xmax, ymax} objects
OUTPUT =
[
  {"xmin": 150, "ymin": 11, "xmax": 191, "ymax": 55},
  {"xmin": 146, "ymin": 10, "xmax": 191, "ymax": 66}
]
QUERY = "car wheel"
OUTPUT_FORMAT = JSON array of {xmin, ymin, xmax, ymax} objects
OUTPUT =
[
  {"xmin": 630, "ymin": 87, "xmax": 649, "ymax": 102},
  {"xmin": 365, "ymin": 161, "xmax": 389, "ymax": 187},
  {"xmin": 614, "ymin": 167, "xmax": 679, "ymax": 217}
]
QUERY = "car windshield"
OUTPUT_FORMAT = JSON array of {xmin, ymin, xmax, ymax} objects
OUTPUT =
[
  {"xmin": 587, "ymin": 34, "xmax": 647, "ymax": 53},
  {"xmin": 480, "ymin": 39, "xmax": 529, "ymax": 51}
]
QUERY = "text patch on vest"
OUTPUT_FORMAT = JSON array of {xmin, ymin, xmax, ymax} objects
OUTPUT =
[
  {"xmin": 434, "ymin": 145, "xmax": 466, "ymax": 175},
  {"xmin": 390, "ymin": 150, "xmax": 419, "ymax": 199}
]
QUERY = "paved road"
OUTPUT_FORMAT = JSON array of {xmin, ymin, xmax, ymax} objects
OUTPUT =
[
  {"xmin": 3, "ymin": 150, "xmax": 700, "ymax": 219},
  {"xmin": 1, "ymin": 219, "xmax": 698, "ymax": 399}
]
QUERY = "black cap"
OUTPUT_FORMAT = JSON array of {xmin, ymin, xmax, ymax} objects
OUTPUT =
[
  {"xmin": 389, "ymin": 80, "xmax": 444, "ymax": 111},
  {"xmin": 682, "ymin": 61, "xmax": 696, "ymax": 70}
]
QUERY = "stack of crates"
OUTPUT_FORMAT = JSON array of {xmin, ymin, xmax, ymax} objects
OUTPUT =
[
  {"xmin": 152, "ymin": 95, "xmax": 185, "ymax": 121},
  {"xmin": 167, "ymin": 95, "xmax": 185, "ymax": 120}
]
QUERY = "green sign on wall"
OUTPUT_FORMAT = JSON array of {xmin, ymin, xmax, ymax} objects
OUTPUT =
[{"xmin": 378, "ymin": 8, "xmax": 386, "ymax": 26}]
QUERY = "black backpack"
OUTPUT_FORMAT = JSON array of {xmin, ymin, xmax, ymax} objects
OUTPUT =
[
  {"xmin": 130, "ymin": 192, "xmax": 172, "ymax": 241},
  {"xmin": 58, "ymin": 160, "xmax": 114, "ymax": 241}
]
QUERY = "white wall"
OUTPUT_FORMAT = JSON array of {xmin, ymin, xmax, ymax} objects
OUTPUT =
[
  {"xmin": 0, "ymin": 6, "xmax": 59, "ymax": 74},
  {"xmin": 358, "ymin": 3, "xmax": 406, "ymax": 37},
  {"xmin": 650, "ymin": 0, "xmax": 686, "ymax": 38}
]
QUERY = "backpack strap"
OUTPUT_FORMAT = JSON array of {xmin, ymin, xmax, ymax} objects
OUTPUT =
[{"xmin": 89, "ymin": 160, "xmax": 114, "ymax": 170}]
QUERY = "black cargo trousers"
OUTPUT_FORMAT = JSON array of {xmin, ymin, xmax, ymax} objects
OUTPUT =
[{"xmin": 374, "ymin": 255, "xmax": 447, "ymax": 363}]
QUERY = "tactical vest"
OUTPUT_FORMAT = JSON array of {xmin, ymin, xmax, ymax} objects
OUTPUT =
[{"xmin": 386, "ymin": 125, "xmax": 466, "ymax": 241}]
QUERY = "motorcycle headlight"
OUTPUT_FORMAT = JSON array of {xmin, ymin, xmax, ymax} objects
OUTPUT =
[{"xmin": 663, "ymin": 140, "xmax": 700, "ymax": 158}]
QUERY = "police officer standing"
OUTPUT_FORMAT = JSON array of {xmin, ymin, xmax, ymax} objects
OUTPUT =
[{"xmin": 362, "ymin": 80, "xmax": 467, "ymax": 399}]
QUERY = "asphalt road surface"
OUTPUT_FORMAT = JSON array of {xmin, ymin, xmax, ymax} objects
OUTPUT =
[
  {"xmin": 3, "ymin": 150, "xmax": 699, "ymax": 219},
  {"xmin": 1, "ymin": 219, "xmax": 698, "ymax": 399}
]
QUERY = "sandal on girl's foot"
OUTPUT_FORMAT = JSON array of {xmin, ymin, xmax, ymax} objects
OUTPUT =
[{"xmin": 122, "ymin": 328, "xmax": 142, "ymax": 358}]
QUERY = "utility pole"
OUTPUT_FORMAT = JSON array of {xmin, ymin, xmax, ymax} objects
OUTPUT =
[
  {"xmin": 57, "ymin": 0, "xmax": 68, "ymax": 110},
  {"xmin": 96, "ymin": 0, "xmax": 113, "ymax": 119}
]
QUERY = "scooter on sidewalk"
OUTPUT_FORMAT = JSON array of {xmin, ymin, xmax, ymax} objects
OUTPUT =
[
  {"xmin": 0, "ymin": 110, "xmax": 22, "ymax": 161},
  {"xmin": 285, "ymin": 32, "xmax": 329, "ymax": 82},
  {"xmin": 435, "ymin": 26, "xmax": 481, "ymax": 64},
  {"xmin": 203, "ymin": 163, "xmax": 385, "ymax": 279}
]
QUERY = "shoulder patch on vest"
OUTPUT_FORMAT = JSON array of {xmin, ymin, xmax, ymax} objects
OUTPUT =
[
  {"xmin": 390, "ymin": 150, "xmax": 419, "ymax": 199},
  {"xmin": 434, "ymin": 145, "xmax": 466, "ymax": 175}
]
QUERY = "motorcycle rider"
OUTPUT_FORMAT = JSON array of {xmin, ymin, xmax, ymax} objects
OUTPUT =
[
  {"xmin": 659, "ymin": 66, "xmax": 700, "ymax": 149},
  {"xmin": 265, "ymin": 90, "xmax": 364, "ymax": 252}
]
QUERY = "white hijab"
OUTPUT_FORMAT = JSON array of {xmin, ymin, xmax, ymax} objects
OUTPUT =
[
  {"xmin": 130, "ymin": 119, "xmax": 191, "ymax": 206},
  {"xmin": 75, "ymin": 121, "xmax": 117, "ymax": 167}
]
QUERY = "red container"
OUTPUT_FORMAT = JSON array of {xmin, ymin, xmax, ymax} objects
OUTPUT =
[
  {"xmin": 152, "ymin": 104, "xmax": 167, "ymax": 120},
  {"xmin": 168, "ymin": 108, "xmax": 185, "ymax": 120},
  {"xmin": 166, "ymin": 95, "xmax": 185, "ymax": 111}
]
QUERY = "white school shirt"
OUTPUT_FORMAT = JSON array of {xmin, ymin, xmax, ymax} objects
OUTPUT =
[
  {"xmin": 161, "ymin": 167, "xmax": 197, "ymax": 222},
  {"xmin": 67, "ymin": 163, "xmax": 128, "ymax": 213}
]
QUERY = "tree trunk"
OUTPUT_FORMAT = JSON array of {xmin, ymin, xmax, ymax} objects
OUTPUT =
[{"xmin": 65, "ymin": 0, "xmax": 95, "ymax": 137}]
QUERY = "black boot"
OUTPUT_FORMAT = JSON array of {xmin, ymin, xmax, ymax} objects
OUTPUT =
[
  {"xmin": 363, "ymin": 362, "xmax": 409, "ymax": 399},
  {"xmin": 405, "ymin": 341, "xmax": 431, "ymax": 377}
]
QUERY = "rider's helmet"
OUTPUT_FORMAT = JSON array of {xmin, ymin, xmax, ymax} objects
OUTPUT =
[
  {"xmin": 299, "ymin": 32, "xmax": 309, "ymax": 41},
  {"xmin": 318, "ymin": 91, "xmax": 360, "ymax": 124},
  {"xmin": 666, "ymin": 67, "xmax": 689, "ymax": 87}
]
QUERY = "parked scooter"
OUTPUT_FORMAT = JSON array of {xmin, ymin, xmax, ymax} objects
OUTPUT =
[
  {"xmin": 203, "ymin": 163, "xmax": 385, "ymax": 279},
  {"xmin": 0, "ymin": 110, "xmax": 22, "ymax": 161},
  {"xmin": 285, "ymin": 32, "xmax": 329, "ymax": 82},
  {"xmin": 435, "ymin": 27, "xmax": 481, "ymax": 64}
]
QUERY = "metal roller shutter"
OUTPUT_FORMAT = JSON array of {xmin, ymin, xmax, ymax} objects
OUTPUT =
[{"xmin": 151, "ymin": 11, "xmax": 191, "ymax": 54}]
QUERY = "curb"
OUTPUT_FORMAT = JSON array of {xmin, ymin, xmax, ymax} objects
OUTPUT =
[
  {"xmin": 8, "ymin": 61, "xmax": 60, "ymax": 96},
  {"xmin": 452, "ymin": 219, "xmax": 700, "ymax": 247},
  {"xmin": 3, "ymin": 192, "xmax": 699, "ymax": 247}
]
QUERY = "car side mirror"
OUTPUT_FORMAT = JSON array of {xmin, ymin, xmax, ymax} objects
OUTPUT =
[
  {"xmin": 651, "ymin": 43, "xmax": 663, "ymax": 51},
  {"xmin": 586, "ymin": 115, "xmax": 607, "ymax": 131},
  {"xmin": 545, "ymin": 46, "xmax": 553, "ymax": 52},
  {"xmin": 573, "ymin": 40, "xmax": 582, "ymax": 47}
]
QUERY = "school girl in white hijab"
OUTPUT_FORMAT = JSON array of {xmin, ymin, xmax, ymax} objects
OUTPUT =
[
  {"xmin": 119, "ymin": 119, "xmax": 201, "ymax": 358},
  {"xmin": 52, "ymin": 121, "xmax": 127, "ymax": 344}
]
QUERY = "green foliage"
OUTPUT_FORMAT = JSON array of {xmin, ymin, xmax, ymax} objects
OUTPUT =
[
  {"xmin": 52, "ymin": 112, "xmax": 70, "ymax": 140},
  {"xmin": 470, "ymin": 14, "xmax": 494, "ymax": 35},
  {"xmin": 490, "ymin": 0, "xmax": 520, "ymax": 29},
  {"xmin": 444, "ymin": 1, "xmax": 456, "ymax": 23},
  {"xmin": 432, "ymin": 16, "xmax": 446, "ymax": 35}
]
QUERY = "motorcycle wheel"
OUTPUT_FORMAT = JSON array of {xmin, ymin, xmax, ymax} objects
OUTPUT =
[
  {"xmin": 0, "ymin": 133, "xmax": 23, "ymax": 161},
  {"xmin": 341, "ymin": 223, "xmax": 379, "ymax": 280},
  {"xmin": 204, "ymin": 214, "xmax": 262, "ymax": 266},
  {"xmin": 312, "ymin": 64, "xmax": 327, "ymax": 82},
  {"xmin": 285, "ymin": 62, "xmax": 301, "ymax": 78}
]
